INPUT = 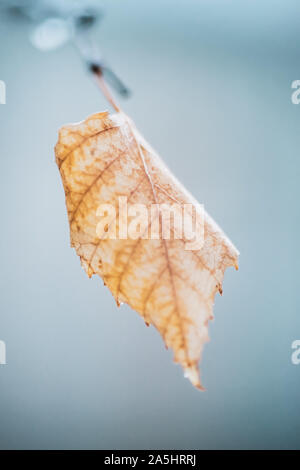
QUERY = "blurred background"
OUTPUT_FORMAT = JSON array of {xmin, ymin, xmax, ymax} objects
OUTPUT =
[{"xmin": 0, "ymin": 0, "xmax": 299, "ymax": 450}]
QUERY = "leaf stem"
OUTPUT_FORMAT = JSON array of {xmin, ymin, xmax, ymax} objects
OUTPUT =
[{"xmin": 90, "ymin": 64, "xmax": 121, "ymax": 113}]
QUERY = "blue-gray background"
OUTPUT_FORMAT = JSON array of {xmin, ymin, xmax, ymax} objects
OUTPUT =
[{"xmin": 0, "ymin": 0, "xmax": 299, "ymax": 449}]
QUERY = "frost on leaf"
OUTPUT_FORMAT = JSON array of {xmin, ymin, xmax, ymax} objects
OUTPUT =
[{"xmin": 55, "ymin": 111, "xmax": 239, "ymax": 389}]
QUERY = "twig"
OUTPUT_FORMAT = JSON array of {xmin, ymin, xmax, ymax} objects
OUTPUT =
[{"xmin": 89, "ymin": 63, "xmax": 121, "ymax": 113}]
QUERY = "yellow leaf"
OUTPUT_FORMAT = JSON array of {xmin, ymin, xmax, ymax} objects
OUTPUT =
[{"xmin": 55, "ymin": 110, "xmax": 239, "ymax": 389}]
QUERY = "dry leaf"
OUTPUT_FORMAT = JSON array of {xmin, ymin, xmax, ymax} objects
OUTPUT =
[{"xmin": 55, "ymin": 110, "xmax": 239, "ymax": 389}]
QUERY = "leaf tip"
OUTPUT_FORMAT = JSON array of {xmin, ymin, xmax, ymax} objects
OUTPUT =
[{"xmin": 184, "ymin": 364, "xmax": 204, "ymax": 390}]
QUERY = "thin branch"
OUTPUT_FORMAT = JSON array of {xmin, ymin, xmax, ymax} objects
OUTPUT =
[{"xmin": 90, "ymin": 64, "xmax": 121, "ymax": 113}]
